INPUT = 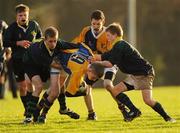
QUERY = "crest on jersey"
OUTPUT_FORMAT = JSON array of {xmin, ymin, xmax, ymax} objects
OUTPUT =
[{"xmin": 31, "ymin": 31, "xmax": 37, "ymax": 37}]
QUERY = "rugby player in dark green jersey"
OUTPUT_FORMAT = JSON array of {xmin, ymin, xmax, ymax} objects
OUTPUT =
[
  {"xmin": 23, "ymin": 27, "xmax": 83, "ymax": 123},
  {"xmin": 92, "ymin": 23, "xmax": 176, "ymax": 123},
  {"xmin": 3, "ymin": 4, "xmax": 42, "ymax": 119}
]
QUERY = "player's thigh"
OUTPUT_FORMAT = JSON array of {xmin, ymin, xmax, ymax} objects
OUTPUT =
[
  {"xmin": 31, "ymin": 75, "xmax": 43, "ymax": 90},
  {"xmin": 59, "ymin": 70, "xmax": 69, "ymax": 87},
  {"xmin": 50, "ymin": 74, "xmax": 60, "ymax": 94}
]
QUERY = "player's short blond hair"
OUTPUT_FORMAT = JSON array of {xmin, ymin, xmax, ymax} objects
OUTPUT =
[
  {"xmin": 44, "ymin": 26, "xmax": 59, "ymax": 39},
  {"xmin": 106, "ymin": 23, "xmax": 123, "ymax": 37},
  {"xmin": 15, "ymin": 4, "xmax": 29, "ymax": 13},
  {"xmin": 90, "ymin": 62, "xmax": 105, "ymax": 78}
]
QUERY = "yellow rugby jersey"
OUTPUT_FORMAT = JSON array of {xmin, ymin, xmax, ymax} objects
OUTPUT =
[
  {"xmin": 72, "ymin": 26, "xmax": 113, "ymax": 54},
  {"xmin": 64, "ymin": 43, "xmax": 93, "ymax": 95}
]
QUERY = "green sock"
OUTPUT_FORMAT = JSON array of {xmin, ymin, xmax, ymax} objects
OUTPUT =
[
  {"xmin": 152, "ymin": 102, "xmax": 169, "ymax": 119},
  {"xmin": 41, "ymin": 99, "xmax": 53, "ymax": 116},
  {"xmin": 58, "ymin": 87, "xmax": 67, "ymax": 110},
  {"xmin": 116, "ymin": 93, "xmax": 138, "ymax": 112}
]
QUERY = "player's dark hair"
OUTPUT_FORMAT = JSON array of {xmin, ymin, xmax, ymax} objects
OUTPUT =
[
  {"xmin": 44, "ymin": 26, "xmax": 59, "ymax": 39},
  {"xmin": 106, "ymin": 23, "xmax": 123, "ymax": 37},
  {"xmin": 15, "ymin": 4, "xmax": 29, "ymax": 13},
  {"xmin": 91, "ymin": 10, "xmax": 105, "ymax": 20},
  {"xmin": 90, "ymin": 62, "xmax": 105, "ymax": 78}
]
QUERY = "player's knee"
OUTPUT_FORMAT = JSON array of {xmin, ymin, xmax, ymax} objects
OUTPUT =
[
  {"xmin": 103, "ymin": 80, "xmax": 113, "ymax": 92},
  {"xmin": 50, "ymin": 84, "xmax": 59, "ymax": 92},
  {"xmin": 36, "ymin": 83, "xmax": 43, "ymax": 90},
  {"xmin": 50, "ymin": 88, "xmax": 60, "ymax": 99},
  {"xmin": 34, "ymin": 84, "xmax": 43, "ymax": 96},
  {"xmin": 18, "ymin": 82, "xmax": 27, "ymax": 94},
  {"xmin": 19, "ymin": 88, "xmax": 26, "ymax": 95},
  {"xmin": 143, "ymin": 97, "xmax": 154, "ymax": 106},
  {"xmin": 49, "ymin": 92, "xmax": 59, "ymax": 101}
]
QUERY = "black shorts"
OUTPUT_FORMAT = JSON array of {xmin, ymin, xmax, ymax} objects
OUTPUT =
[
  {"xmin": 25, "ymin": 63, "xmax": 50, "ymax": 82},
  {"xmin": 12, "ymin": 58, "xmax": 26, "ymax": 82}
]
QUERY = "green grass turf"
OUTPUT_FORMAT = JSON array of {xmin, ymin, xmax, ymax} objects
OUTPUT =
[{"xmin": 0, "ymin": 86, "xmax": 180, "ymax": 133}]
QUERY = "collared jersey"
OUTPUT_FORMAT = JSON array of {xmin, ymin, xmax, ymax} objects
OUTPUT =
[
  {"xmin": 72, "ymin": 26, "xmax": 112, "ymax": 54},
  {"xmin": 101, "ymin": 40, "xmax": 154, "ymax": 76},
  {"xmin": 3, "ymin": 20, "xmax": 42, "ymax": 59}
]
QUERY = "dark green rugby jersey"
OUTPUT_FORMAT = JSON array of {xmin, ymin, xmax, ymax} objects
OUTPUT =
[
  {"xmin": 3, "ymin": 20, "xmax": 42, "ymax": 59},
  {"xmin": 101, "ymin": 40, "xmax": 154, "ymax": 76},
  {"xmin": 23, "ymin": 40, "xmax": 81, "ymax": 68},
  {"xmin": 23, "ymin": 41, "xmax": 53, "ymax": 68}
]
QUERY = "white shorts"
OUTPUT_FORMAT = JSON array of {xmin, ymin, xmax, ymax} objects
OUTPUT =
[
  {"xmin": 50, "ymin": 67, "xmax": 60, "ymax": 74},
  {"xmin": 124, "ymin": 74, "xmax": 154, "ymax": 90},
  {"xmin": 50, "ymin": 67, "xmax": 69, "ymax": 77}
]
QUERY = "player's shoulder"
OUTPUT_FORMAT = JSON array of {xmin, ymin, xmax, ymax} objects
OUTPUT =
[
  {"xmin": 57, "ymin": 39, "xmax": 73, "ymax": 47},
  {"xmin": 3, "ymin": 22, "xmax": 16, "ymax": 33},
  {"xmin": 120, "ymin": 40, "xmax": 132, "ymax": 47},
  {"xmin": 81, "ymin": 26, "xmax": 91, "ymax": 33},
  {"xmin": 58, "ymin": 39, "xmax": 67, "ymax": 45},
  {"xmin": 8, "ymin": 21, "xmax": 17, "ymax": 29},
  {"xmin": 29, "ymin": 20, "xmax": 40, "ymax": 27},
  {"xmin": 98, "ymin": 26, "xmax": 107, "ymax": 37},
  {"xmin": 31, "ymin": 40, "xmax": 43, "ymax": 48},
  {"xmin": 114, "ymin": 40, "xmax": 131, "ymax": 51}
]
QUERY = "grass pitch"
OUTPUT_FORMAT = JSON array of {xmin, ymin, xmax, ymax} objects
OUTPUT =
[{"xmin": 0, "ymin": 86, "xmax": 180, "ymax": 133}]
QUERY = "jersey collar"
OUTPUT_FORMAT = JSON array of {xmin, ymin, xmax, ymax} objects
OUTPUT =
[
  {"xmin": 17, "ymin": 21, "xmax": 29, "ymax": 32},
  {"xmin": 91, "ymin": 26, "xmax": 106, "ymax": 39},
  {"xmin": 44, "ymin": 42, "xmax": 54, "ymax": 56},
  {"xmin": 112, "ymin": 36, "xmax": 123, "ymax": 46}
]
